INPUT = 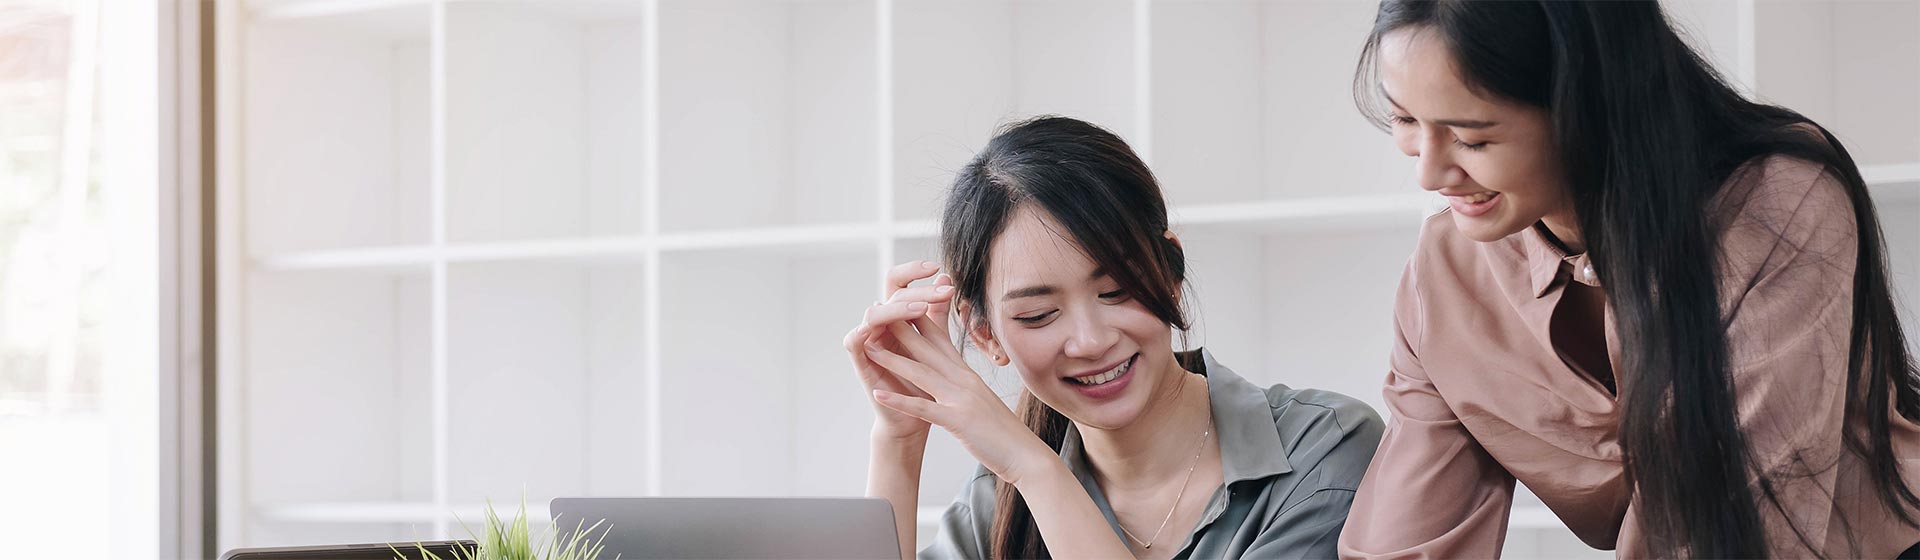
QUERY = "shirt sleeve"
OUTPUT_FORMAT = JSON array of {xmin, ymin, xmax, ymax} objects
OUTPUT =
[
  {"xmin": 1711, "ymin": 158, "xmax": 1858, "ymax": 556},
  {"xmin": 1339, "ymin": 255, "xmax": 1517, "ymax": 559},
  {"xmin": 1245, "ymin": 398, "xmax": 1385, "ymax": 559},
  {"xmin": 917, "ymin": 471, "xmax": 995, "ymax": 560}
]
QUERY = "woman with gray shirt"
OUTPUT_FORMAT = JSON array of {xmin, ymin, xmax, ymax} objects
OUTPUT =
[{"xmin": 843, "ymin": 116, "xmax": 1383, "ymax": 559}]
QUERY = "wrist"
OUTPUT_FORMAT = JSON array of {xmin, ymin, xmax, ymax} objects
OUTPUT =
[
  {"xmin": 871, "ymin": 426, "xmax": 930, "ymax": 452},
  {"xmin": 868, "ymin": 430, "xmax": 928, "ymax": 494},
  {"xmin": 1003, "ymin": 440, "xmax": 1068, "ymax": 489}
]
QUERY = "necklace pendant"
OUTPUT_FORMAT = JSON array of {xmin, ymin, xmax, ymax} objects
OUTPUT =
[{"xmin": 1144, "ymin": 544, "xmax": 1152, "ymax": 549}]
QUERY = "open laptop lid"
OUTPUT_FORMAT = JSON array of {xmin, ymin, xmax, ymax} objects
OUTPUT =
[
  {"xmin": 549, "ymin": 497, "xmax": 899, "ymax": 560},
  {"xmin": 219, "ymin": 540, "xmax": 476, "ymax": 560}
]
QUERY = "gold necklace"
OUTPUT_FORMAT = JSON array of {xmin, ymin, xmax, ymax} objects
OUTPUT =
[{"xmin": 1117, "ymin": 417, "xmax": 1214, "ymax": 550}]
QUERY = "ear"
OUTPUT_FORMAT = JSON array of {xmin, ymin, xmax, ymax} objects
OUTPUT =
[
  {"xmin": 1164, "ymin": 229, "xmax": 1186, "ymax": 308},
  {"xmin": 957, "ymin": 301, "xmax": 1010, "ymax": 366}
]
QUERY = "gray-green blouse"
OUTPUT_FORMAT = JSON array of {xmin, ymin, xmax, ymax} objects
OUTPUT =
[{"xmin": 918, "ymin": 349, "xmax": 1384, "ymax": 559}]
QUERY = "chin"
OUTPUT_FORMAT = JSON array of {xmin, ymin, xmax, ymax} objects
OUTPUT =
[
  {"xmin": 1452, "ymin": 211, "xmax": 1527, "ymax": 243},
  {"xmin": 1049, "ymin": 381, "xmax": 1152, "ymax": 432},
  {"xmin": 1069, "ymin": 400, "xmax": 1150, "ymax": 432}
]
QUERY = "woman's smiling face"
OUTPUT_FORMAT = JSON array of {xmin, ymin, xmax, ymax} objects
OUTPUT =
[
  {"xmin": 1378, "ymin": 27, "xmax": 1575, "ymax": 244},
  {"xmin": 968, "ymin": 204, "xmax": 1181, "ymax": 431}
]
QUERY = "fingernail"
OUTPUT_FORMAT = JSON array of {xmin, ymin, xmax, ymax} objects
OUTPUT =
[
  {"xmin": 872, "ymin": 389, "xmax": 889, "ymax": 400},
  {"xmin": 922, "ymin": 261, "xmax": 938, "ymax": 269},
  {"xmin": 935, "ymin": 285, "xmax": 953, "ymax": 294},
  {"xmin": 908, "ymin": 302, "xmax": 929, "ymax": 312}
]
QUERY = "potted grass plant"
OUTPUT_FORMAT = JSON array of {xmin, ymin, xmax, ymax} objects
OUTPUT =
[{"xmin": 393, "ymin": 497, "xmax": 613, "ymax": 560}]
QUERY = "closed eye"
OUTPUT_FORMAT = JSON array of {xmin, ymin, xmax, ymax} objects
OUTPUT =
[
  {"xmin": 1013, "ymin": 310, "xmax": 1056, "ymax": 325},
  {"xmin": 1098, "ymin": 290, "xmax": 1128, "ymax": 301}
]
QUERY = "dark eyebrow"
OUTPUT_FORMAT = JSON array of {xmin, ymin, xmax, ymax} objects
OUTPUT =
[
  {"xmin": 1001, "ymin": 268, "xmax": 1112, "ymax": 302},
  {"xmin": 1003, "ymin": 285, "xmax": 1055, "ymax": 301},
  {"xmin": 1383, "ymin": 91, "xmax": 1499, "ymax": 129}
]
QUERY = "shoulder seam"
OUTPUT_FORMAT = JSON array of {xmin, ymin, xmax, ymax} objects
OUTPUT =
[{"xmin": 1275, "ymin": 396, "xmax": 1353, "ymax": 432}]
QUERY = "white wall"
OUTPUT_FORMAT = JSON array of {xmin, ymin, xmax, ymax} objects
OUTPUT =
[{"xmin": 228, "ymin": 1, "xmax": 1920, "ymax": 557}]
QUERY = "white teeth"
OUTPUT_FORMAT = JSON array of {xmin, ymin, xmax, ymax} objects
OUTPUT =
[
  {"xmin": 1070, "ymin": 356, "xmax": 1133, "ymax": 386},
  {"xmin": 1464, "ymin": 192, "xmax": 1496, "ymax": 203}
]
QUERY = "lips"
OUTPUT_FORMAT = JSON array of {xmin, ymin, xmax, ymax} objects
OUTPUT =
[
  {"xmin": 1063, "ymin": 353, "xmax": 1139, "ymax": 401},
  {"xmin": 1446, "ymin": 191, "xmax": 1501, "ymax": 217},
  {"xmin": 1068, "ymin": 354, "xmax": 1135, "ymax": 386}
]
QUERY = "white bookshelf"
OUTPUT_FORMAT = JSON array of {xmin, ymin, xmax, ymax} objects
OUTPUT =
[{"xmin": 219, "ymin": 0, "xmax": 1920, "ymax": 556}]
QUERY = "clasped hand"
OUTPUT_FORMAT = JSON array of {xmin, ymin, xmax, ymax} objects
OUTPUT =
[{"xmin": 842, "ymin": 261, "xmax": 1057, "ymax": 486}]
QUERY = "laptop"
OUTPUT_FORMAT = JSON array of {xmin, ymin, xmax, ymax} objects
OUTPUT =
[
  {"xmin": 220, "ymin": 540, "xmax": 475, "ymax": 560},
  {"xmin": 548, "ymin": 497, "xmax": 900, "ymax": 560}
]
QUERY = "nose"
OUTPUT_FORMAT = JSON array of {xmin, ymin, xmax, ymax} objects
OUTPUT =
[
  {"xmin": 1405, "ymin": 127, "xmax": 1464, "ymax": 192},
  {"xmin": 1061, "ymin": 307, "xmax": 1118, "ymax": 361}
]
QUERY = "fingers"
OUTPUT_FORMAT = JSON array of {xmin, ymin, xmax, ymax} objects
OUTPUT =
[
  {"xmin": 842, "ymin": 322, "xmax": 873, "ymax": 353},
  {"xmin": 856, "ymin": 294, "xmax": 952, "ymax": 354},
  {"xmin": 845, "ymin": 324, "xmax": 934, "ymax": 401},
  {"xmin": 843, "ymin": 325, "xmax": 890, "ymax": 383},
  {"xmin": 863, "ymin": 340, "xmax": 958, "ymax": 396},
  {"xmin": 887, "ymin": 318, "xmax": 964, "ymax": 371},
  {"xmin": 844, "ymin": 320, "xmax": 892, "ymax": 356},
  {"xmin": 884, "ymin": 283, "xmax": 955, "ymax": 308},
  {"xmin": 928, "ymin": 273, "xmax": 954, "ymax": 326},
  {"xmin": 850, "ymin": 298, "xmax": 953, "ymax": 384},
  {"xmin": 853, "ymin": 268, "xmax": 965, "ymax": 405},
  {"xmin": 845, "ymin": 310, "xmax": 907, "ymax": 376},
  {"xmin": 884, "ymin": 260, "xmax": 941, "ymax": 298},
  {"xmin": 890, "ymin": 283, "xmax": 957, "ymax": 358},
  {"xmin": 860, "ymin": 300, "xmax": 930, "ymax": 335},
  {"xmin": 912, "ymin": 280, "xmax": 957, "ymax": 355},
  {"xmin": 847, "ymin": 297, "xmax": 926, "ymax": 354},
  {"xmin": 872, "ymin": 390, "xmax": 946, "ymax": 425}
]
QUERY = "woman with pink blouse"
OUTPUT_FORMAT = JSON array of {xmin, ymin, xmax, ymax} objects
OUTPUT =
[{"xmin": 1336, "ymin": 1, "xmax": 1920, "ymax": 558}]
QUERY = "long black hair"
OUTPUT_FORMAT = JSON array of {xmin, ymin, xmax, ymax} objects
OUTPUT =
[
  {"xmin": 1355, "ymin": 1, "xmax": 1919, "ymax": 557},
  {"xmin": 941, "ymin": 116, "xmax": 1198, "ymax": 559}
]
